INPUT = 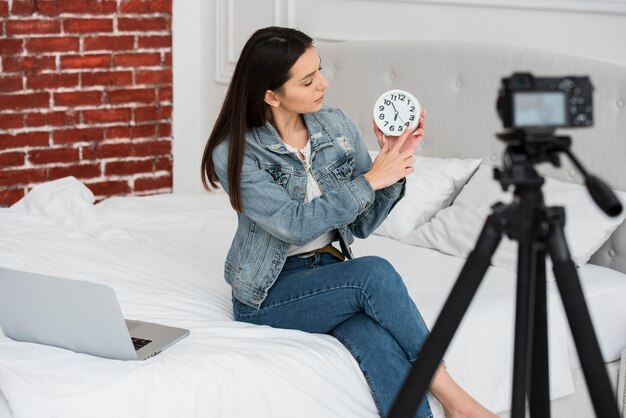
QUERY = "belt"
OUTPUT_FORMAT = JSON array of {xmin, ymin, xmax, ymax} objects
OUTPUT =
[{"xmin": 295, "ymin": 243, "xmax": 345, "ymax": 261}]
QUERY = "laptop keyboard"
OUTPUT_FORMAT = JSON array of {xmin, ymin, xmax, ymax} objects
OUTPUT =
[{"xmin": 131, "ymin": 337, "xmax": 152, "ymax": 351}]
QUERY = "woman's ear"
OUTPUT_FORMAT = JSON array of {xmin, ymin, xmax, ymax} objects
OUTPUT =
[{"xmin": 264, "ymin": 90, "xmax": 280, "ymax": 108}]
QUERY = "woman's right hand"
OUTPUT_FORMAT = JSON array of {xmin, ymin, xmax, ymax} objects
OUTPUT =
[{"xmin": 363, "ymin": 126, "xmax": 416, "ymax": 191}]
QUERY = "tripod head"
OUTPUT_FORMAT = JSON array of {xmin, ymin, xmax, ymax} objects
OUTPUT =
[{"xmin": 495, "ymin": 128, "xmax": 623, "ymax": 217}]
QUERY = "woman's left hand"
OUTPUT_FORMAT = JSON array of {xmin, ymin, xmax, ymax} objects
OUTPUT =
[{"xmin": 373, "ymin": 110, "xmax": 426, "ymax": 155}]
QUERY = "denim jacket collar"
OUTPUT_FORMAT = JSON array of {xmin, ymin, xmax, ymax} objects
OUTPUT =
[{"xmin": 252, "ymin": 112, "xmax": 335, "ymax": 155}]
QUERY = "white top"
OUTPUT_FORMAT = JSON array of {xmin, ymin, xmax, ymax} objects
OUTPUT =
[{"xmin": 283, "ymin": 140, "xmax": 334, "ymax": 256}]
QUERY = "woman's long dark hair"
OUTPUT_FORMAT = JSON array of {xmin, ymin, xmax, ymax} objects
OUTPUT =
[{"xmin": 201, "ymin": 26, "xmax": 314, "ymax": 212}]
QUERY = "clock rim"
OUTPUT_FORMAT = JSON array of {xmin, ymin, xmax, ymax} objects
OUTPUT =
[{"xmin": 372, "ymin": 89, "xmax": 421, "ymax": 136}]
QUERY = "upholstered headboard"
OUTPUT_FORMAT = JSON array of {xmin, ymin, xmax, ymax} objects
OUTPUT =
[{"xmin": 318, "ymin": 40, "xmax": 626, "ymax": 273}]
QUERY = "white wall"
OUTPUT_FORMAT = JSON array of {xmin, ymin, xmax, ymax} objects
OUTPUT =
[{"xmin": 173, "ymin": 0, "xmax": 626, "ymax": 194}]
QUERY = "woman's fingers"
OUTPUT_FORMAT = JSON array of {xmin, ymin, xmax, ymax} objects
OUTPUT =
[
  {"xmin": 366, "ymin": 148, "xmax": 413, "ymax": 191},
  {"xmin": 404, "ymin": 154, "xmax": 416, "ymax": 168},
  {"xmin": 365, "ymin": 111, "xmax": 425, "ymax": 190},
  {"xmin": 391, "ymin": 123, "xmax": 416, "ymax": 152},
  {"xmin": 412, "ymin": 110, "xmax": 426, "ymax": 138}
]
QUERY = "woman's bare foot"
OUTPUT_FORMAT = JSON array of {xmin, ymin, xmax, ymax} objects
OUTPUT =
[{"xmin": 430, "ymin": 364, "xmax": 498, "ymax": 418}]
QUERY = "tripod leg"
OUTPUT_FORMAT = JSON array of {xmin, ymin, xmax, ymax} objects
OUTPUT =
[
  {"xmin": 388, "ymin": 213, "xmax": 503, "ymax": 418},
  {"xmin": 510, "ymin": 241, "xmax": 535, "ymax": 418},
  {"xmin": 528, "ymin": 245, "xmax": 551, "ymax": 418},
  {"xmin": 546, "ymin": 208, "xmax": 620, "ymax": 418}
]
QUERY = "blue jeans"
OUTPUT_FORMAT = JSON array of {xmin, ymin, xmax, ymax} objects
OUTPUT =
[{"xmin": 232, "ymin": 253, "xmax": 433, "ymax": 418}]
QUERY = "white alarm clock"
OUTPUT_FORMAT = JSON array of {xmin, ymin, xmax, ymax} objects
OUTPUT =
[{"xmin": 373, "ymin": 89, "xmax": 421, "ymax": 136}]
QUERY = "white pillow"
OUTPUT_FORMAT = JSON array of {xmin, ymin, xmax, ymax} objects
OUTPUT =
[
  {"xmin": 402, "ymin": 164, "xmax": 626, "ymax": 272},
  {"xmin": 10, "ymin": 176, "xmax": 140, "ymax": 242},
  {"xmin": 369, "ymin": 150, "xmax": 481, "ymax": 241}
]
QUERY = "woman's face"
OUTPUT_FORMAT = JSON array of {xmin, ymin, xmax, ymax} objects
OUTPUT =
[{"xmin": 271, "ymin": 47, "xmax": 329, "ymax": 114}]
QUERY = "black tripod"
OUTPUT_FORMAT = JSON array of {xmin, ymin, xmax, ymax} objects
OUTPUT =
[{"xmin": 389, "ymin": 129, "xmax": 623, "ymax": 418}]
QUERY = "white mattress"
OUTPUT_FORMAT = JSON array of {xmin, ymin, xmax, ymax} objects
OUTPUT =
[
  {"xmin": 559, "ymin": 263, "xmax": 626, "ymax": 370},
  {"xmin": 0, "ymin": 178, "xmax": 624, "ymax": 417},
  {"xmin": 353, "ymin": 233, "xmax": 626, "ymax": 401}
]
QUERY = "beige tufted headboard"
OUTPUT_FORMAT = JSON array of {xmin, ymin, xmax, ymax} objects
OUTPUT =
[{"xmin": 318, "ymin": 40, "xmax": 626, "ymax": 274}]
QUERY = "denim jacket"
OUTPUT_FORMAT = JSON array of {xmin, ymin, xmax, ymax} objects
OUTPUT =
[{"xmin": 212, "ymin": 107, "xmax": 405, "ymax": 308}]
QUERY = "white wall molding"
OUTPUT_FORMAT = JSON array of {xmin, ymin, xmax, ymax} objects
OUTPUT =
[
  {"xmin": 215, "ymin": 0, "xmax": 295, "ymax": 84},
  {"xmin": 173, "ymin": 0, "xmax": 215, "ymax": 194},
  {"xmin": 227, "ymin": 0, "xmax": 237, "ymax": 64},
  {"xmin": 358, "ymin": 0, "xmax": 626, "ymax": 15},
  {"xmin": 172, "ymin": 0, "xmax": 202, "ymax": 193},
  {"xmin": 290, "ymin": 0, "xmax": 626, "ymax": 66},
  {"xmin": 274, "ymin": 0, "xmax": 295, "ymax": 26},
  {"xmin": 213, "ymin": 0, "xmax": 626, "ymax": 87},
  {"xmin": 214, "ymin": 0, "xmax": 231, "ymax": 84}
]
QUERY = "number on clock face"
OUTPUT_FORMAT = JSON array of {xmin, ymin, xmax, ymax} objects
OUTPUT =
[{"xmin": 373, "ymin": 90, "xmax": 421, "ymax": 136}]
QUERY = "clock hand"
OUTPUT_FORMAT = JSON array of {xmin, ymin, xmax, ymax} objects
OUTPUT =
[
  {"xmin": 391, "ymin": 102, "xmax": 399, "ymax": 121},
  {"xmin": 389, "ymin": 102, "xmax": 409, "ymax": 125}
]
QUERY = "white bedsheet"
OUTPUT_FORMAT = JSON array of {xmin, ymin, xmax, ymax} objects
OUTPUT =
[
  {"xmin": 0, "ymin": 178, "xmax": 623, "ymax": 417},
  {"xmin": 0, "ymin": 181, "xmax": 377, "ymax": 418},
  {"xmin": 559, "ymin": 264, "xmax": 626, "ymax": 370}
]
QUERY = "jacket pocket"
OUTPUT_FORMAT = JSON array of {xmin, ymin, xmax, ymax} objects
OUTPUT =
[
  {"xmin": 265, "ymin": 165, "xmax": 291, "ymax": 188},
  {"xmin": 331, "ymin": 155, "xmax": 355, "ymax": 180}
]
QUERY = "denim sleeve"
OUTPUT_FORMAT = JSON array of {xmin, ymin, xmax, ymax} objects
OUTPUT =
[
  {"xmin": 337, "ymin": 109, "xmax": 405, "ymax": 239},
  {"xmin": 212, "ymin": 139, "xmax": 376, "ymax": 246}
]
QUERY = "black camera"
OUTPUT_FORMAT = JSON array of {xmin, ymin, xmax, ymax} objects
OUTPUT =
[{"xmin": 497, "ymin": 73, "xmax": 593, "ymax": 130}]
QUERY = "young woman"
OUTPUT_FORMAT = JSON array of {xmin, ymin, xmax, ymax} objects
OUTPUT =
[{"xmin": 202, "ymin": 26, "xmax": 497, "ymax": 418}]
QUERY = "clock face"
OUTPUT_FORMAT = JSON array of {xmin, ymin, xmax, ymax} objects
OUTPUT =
[{"xmin": 373, "ymin": 89, "xmax": 421, "ymax": 136}]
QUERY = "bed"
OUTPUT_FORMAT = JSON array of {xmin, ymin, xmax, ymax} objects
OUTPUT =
[{"xmin": 1, "ymin": 40, "xmax": 626, "ymax": 418}]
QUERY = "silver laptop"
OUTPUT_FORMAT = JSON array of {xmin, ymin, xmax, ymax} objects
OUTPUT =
[{"xmin": 0, "ymin": 267, "xmax": 190, "ymax": 361}]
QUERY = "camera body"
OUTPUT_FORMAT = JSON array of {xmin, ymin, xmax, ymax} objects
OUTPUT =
[{"xmin": 497, "ymin": 73, "xmax": 593, "ymax": 130}]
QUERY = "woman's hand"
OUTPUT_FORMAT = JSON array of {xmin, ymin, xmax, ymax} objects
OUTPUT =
[
  {"xmin": 364, "ymin": 127, "xmax": 417, "ymax": 191},
  {"xmin": 364, "ymin": 110, "xmax": 425, "ymax": 191},
  {"xmin": 373, "ymin": 110, "xmax": 426, "ymax": 155}
]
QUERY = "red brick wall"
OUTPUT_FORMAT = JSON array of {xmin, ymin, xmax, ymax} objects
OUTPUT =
[{"xmin": 0, "ymin": 0, "xmax": 173, "ymax": 207}]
